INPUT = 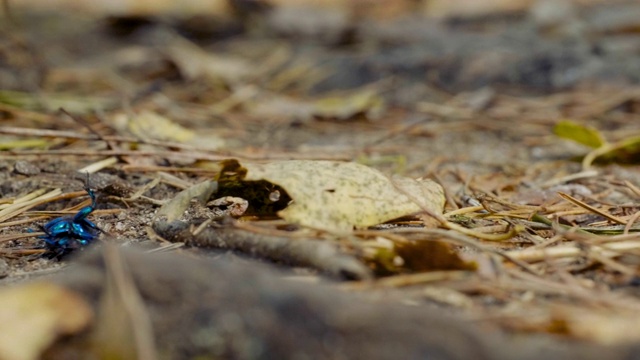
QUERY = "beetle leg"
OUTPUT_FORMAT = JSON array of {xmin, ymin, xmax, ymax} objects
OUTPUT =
[{"xmin": 73, "ymin": 205, "xmax": 94, "ymax": 221}]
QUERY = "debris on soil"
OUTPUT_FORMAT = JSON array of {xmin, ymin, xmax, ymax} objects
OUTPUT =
[
  {"xmin": 1, "ymin": 0, "xmax": 640, "ymax": 358},
  {"xmin": 41, "ymin": 246, "xmax": 639, "ymax": 360}
]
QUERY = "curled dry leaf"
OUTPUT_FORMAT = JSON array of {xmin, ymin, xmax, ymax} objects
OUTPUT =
[
  {"xmin": 311, "ymin": 88, "xmax": 385, "ymax": 120},
  {"xmin": 207, "ymin": 196, "xmax": 249, "ymax": 217},
  {"xmin": 163, "ymin": 33, "xmax": 254, "ymax": 85},
  {"xmin": 155, "ymin": 180, "xmax": 218, "ymax": 222},
  {"xmin": 0, "ymin": 282, "xmax": 92, "ymax": 360},
  {"xmin": 111, "ymin": 111, "xmax": 226, "ymax": 150},
  {"xmin": 241, "ymin": 160, "xmax": 445, "ymax": 233},
  {"xmin": 246, "ymin": 87, "xmax": 385, "ymax": 123},
  {"xmin": 395, "ymin": 240, "xmax": 477, "ymax": 273},
  {"xmin": 112, "ymin": 111, "xmax": 194, "ymax": 142}
]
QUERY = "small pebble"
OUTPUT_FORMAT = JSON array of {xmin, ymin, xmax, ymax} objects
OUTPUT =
[
  {"xmin": 0, "ymin": 258, "xmax": 10, "ymax": 278},
  {"xmin": 13, "ymin": 160, "xmax": 40, "ymax": 176}
]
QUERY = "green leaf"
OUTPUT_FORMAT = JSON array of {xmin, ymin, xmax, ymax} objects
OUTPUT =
[{"xmin": 553, "ymin": 120, "xmax": 606, "ymax": 148}]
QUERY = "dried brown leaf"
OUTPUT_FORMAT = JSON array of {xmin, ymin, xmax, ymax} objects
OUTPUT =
[{"xmin": 0, "ymin": 282, "xmax": 92, "ymax": 360}]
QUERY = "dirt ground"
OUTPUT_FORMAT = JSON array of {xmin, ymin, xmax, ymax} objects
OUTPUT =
[{"xmin": 1, "ymin": 1, "xmax": 640, "ymax": 359}]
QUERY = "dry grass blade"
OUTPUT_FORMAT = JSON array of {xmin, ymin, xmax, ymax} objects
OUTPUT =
[
  {"xmin": 625, "ymin": 180, "xmax": 640, "ymax": 198},
  {"xmin": 27, "ymin": 209, "xmax": 120, "ymax": 216},
  {"xmin": 0, "ymin": 104, "xmax": 53, "ymax": 122},
  {"xmin": 93, "ymin": 244, "xmax": 158, "ymax": 360},
  {"xmin": 0, "ymin": 126, "xmax": 98, "ymax": 140},
  {"xmin": 0, "ymin": 232, "xmax": 44, "ymax": 243},
  {"xmin": 125, "ymin": 178, "xmax": 161, "ymax": 202},
  {"xmin": 0, "ymin": 188, "xmax": 48, "ymax": 209},
  {"xmin": 0, "ymin": 215, "xmax": 48, "ymax": 229},
  {"xmin": 343, "ymin": 271, "xmax": 472, "ymax": 290},
  {"xmin": 390, "ymin": 178, "xmax": 524, "ymax": 241},
  {"xmin": 156, "ymin": 172, "xmax": 192, "ymax": 190},
  {"xmin": 78, "ymin": 157, "xmax": 118, "ymax": 173},
  {"xmin": 507, "ymin": 267, "xmax": 640, "ymax": 311},
  {"xmin": 506, "ymin": 240, "xmax": 640, "ymax": 262},
  {"xmin": 0, "ymin": 126, "xmax": 200, "ymax": 151},
  {"xmin": 121, "ymin": 165, "xmax": 221, "ymax": 174},
  {"xmin": 557, "ymin": 192, "xmax": 627, "ymax": 225},
  {"xmin": 541, "ymin": 170, "xmax": 599, "ymax": 187},
  {"xmin": 3, "ymin": 148, "xmax": 351, "ymax": 162},
  {"xmin": 446, "ymin": 222, "xmax": 524, "ymax": 241},
  {"xmin": 0, "ymin": 189, "xmax": 62, "ymax": 223},
  {"xmin": 588, "ymin": 252, "xmax": 636, "ymax": 276},
  {"xmin": 3, "ymin": 149, "xmax": 230, "ymax": 162},
  {"xmin": 145, "ymin": 242, "xmax": 185, "ymax": 254},
  {"xmin": 444, "ymin": 205, "xmax": 484, "ymax": 217},
  {"xmin": 624, "ymin": 211, "xmax": 640, "ymax": 235}
]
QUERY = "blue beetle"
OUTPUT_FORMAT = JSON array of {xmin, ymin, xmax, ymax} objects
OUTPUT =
[{"xmin": 39, "ymin": 184, "xmax": 103, "ymax": 258}]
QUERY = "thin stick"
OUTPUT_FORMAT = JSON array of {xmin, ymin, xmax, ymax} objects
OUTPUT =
[
  {"xmin": 0, "ymin": 232, "xmax": 44, "ymax": 242},
  {"xmin": 78, "ymin": 157, "xmax": 119, "ymax": 173},
  {"xmin": 444, "ymin": 205, "xmax": 484, "ymax": 217},
  {"xmin": 588, "ymin": 251, "xmax": 636, "ymax": 276},
  {"xmin": 0, "ymin": 126, "xmax": 350, "ymax": 161},
  {"xmin": 156, "ymin": 172, "xmax": 192, "ymax": 190},
  {"xmin": 153, "ymin": 218, "xmax": 372, "ymax": 280},
  {"xmin": 557, "ymin": 192, "xmax": 627, "ymax": 225},
  {"xmin": 343, "ymin": 270, "xmax": 472, "ymax": 290},
  {"xmin": 95, "ymin": 245, "xmax": 159, "ymax": 360},
  {"xmin": 0, "ymin": 215, "xmax": 48, "ymax": 228},
  {"xmin": 60, "ymin": 108, "xmax": 119, "ymax": 149},
  {"xmin": 390, "ymin": 177, "xmax": 524, "ymax": 241},
  {"xmin": 0, "ymin": 188, "xmax": 48, "ymax": 209},
  {"xmin": 506, "ymin": 240, "xmax": 640, "ymax": 262},
  {"xmin": 541, "ymin": 169, "xmax": 599, "ymax": 188},
  {"xmin": 624, "ymin": 211, "xmax": 640, "ymax": 235},
  {"xmin": 121, "ymin": 165, "xmax": 222, "ymax": 174},
  {"xmin": 2, "ymin": 148, "xmax": 349, "ymax": 161},
  {"xmin": 0, "ymin": 125, "xmax": 200, "ymax": 151},
  {"xmin": 625, "ymin": 180, "xmax": 640, "ymax": 198},
  {"xmin": 4, "ymin": 149, "xmax": 229, "ymax": 161}
]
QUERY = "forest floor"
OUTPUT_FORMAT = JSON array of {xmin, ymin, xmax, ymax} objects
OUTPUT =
[{"xmin": 1, "ymin": 1, "xmax": 640, "ymax": 359}]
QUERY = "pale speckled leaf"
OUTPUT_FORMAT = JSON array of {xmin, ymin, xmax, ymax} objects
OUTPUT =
[{"xmin": 244, "ymin": 161, "xmax": 445, "ymax": 233}]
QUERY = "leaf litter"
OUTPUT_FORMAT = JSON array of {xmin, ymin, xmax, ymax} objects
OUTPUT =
[{"xmin": 2, "ymin": 2, "xmax": 640, "ymax": 359}]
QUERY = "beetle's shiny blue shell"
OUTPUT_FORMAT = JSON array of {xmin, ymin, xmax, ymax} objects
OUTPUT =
[{"xmin": 39, "ymin": 187, "xmax": 101, "ymax": 258}]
